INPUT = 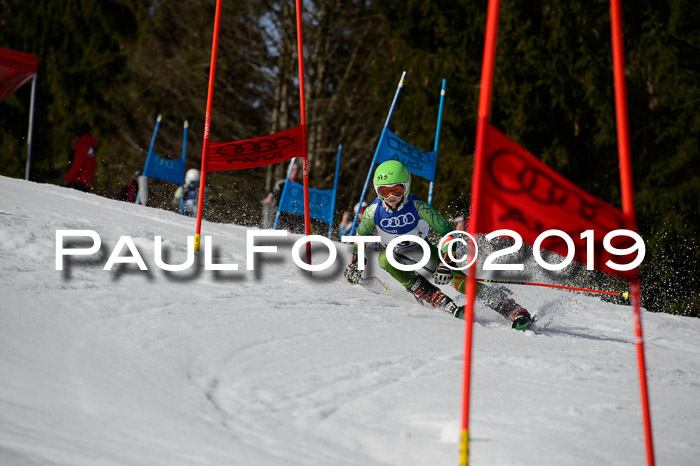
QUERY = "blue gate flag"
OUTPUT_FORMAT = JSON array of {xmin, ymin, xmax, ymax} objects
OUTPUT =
[
  {"xmin": 278, "ymin": 179, "xmax": 334, "ymax": 224},
  {"xmin": 350, "ymin": 75, "xmax": 444, "ymax": 236},
  {"xmin": 141, "ymin": 114, "xmax": 186, "ymax": 186},
  {"xmin": 273, "ymin": 143, "xmax": 342, "ymax": 237},
  {"xmin": 349, "ymin": 72, "xmax": 406, "ymax": 236},
  {"xmin": 375, "ymin": 128, "xmax": 437, "ymax": 182},
  {"xmin": 143, "ymin": 150, "xmax": 185, "ymax": 185}
]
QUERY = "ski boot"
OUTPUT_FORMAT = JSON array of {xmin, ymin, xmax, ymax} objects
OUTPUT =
[
  {"xmin": 409, "ymin": 275, "xmax": 464, "ymax": 318},
  {"xmin": 493, "ymin": 295, "xmax": 534, "ymax": 330},
  {"xmin": 509, "ymin": 309, "xmax": 535, "ymax": 330}
]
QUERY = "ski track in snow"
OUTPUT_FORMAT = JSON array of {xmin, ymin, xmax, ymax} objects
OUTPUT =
[{"xmin": 1, "ymin": 175, "xmax": 699, "ymax": 465}]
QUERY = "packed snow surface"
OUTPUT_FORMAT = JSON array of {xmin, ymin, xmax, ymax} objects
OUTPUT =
[{"xmin": 1, "ymin": 175, "xmax": 699, "ymax": 465}]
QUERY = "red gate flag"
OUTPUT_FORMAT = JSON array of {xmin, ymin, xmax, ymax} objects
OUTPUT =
[
  {"xmin": 205, "ymin": 125, "xmax": 303, "ymax": 172},
  {"xmin": 474, "ymin": 122, "xmax": 637, "ymax": 278},
  {"xmin": 0, "ymin": 47, "xmax": 38, "ymax": 101}
]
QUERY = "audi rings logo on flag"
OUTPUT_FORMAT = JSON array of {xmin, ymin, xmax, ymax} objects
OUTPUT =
[
  {"xmin": 375, "ymin": 129, "xmax": 438, "ymax": 182},
  {"xmin": 386, "ymin": 136, "xmax": 433, "ymax": 163},
  {"xmin": 279, "ymin": 180, "xmax": 335, "ymax": 224},
  {"xmin": 380, "ymin": 212, "xmax": 416, "ymax": 229},
  {"xmin": 288, "ymin": 185, "xmax": 332, "ymax": 206},
  {"xmin": 486, "ymin": 150, "xmax": 626, "ymax": 230},
  {"xmin": 211, "ymin": 136, "xmax": 295, "ymax": 158},
  {"xmin": 205, "ymin": 126, "xmax": 303, "ymax": 172}
]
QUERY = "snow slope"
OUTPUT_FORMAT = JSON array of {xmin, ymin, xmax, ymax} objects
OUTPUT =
[{"xmin": 1, "ymin": 175, "xmax": 699, "ymax": 465}]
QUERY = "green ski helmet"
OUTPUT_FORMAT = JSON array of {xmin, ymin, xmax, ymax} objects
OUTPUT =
[{"xmin": 373, "ymin": 160, "xmax": 411, "ymax": 201}]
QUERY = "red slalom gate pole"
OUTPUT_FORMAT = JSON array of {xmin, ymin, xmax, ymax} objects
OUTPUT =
[
  {"xmin": 461, "ymin": 1, "xmax": 501, "ymax": 464},
  {"xmin": 295, "ymin": 0, "xmax": 311, "ymax": 265},
  {"xmin": 194, "ymin": 0, "xmax": 222, "ymax": 252},
  {"xmin": 610, "ymin": 0, "xmax": 655, "ymax": 464}
]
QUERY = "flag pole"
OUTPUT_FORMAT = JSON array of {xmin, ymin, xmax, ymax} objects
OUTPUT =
[
  {"xmin": 194, "ymin": 0, "xmax": 222, "ymax": 252},
  {"xmin": 350, "ymin": 71, "xmax": 406, "ymax": 236},
  {"xmin": 25, "ymin": 73, "xmax": 37, "ymax": 181},
  {"xmin": 462, "ymin": 1, "xmax": 500, "ymax": 465},
  {"xmin": 294, "ymin": 0, "xmax": 312, "ymax": 264},
  {"xmin": 179, "ymin": 120, "xmax": 189, "ymax": 215},
  {"xmin": 610, "ymin": 0, "xmax": 655, "ymax": 464},
  {"xmin": 272, "ymin": 158, "xmax": 297, "ymax": 230},
  {"xmin": 137, "ymin": 114, "xmax": 162, "ymax": 205},
  {"xmin": 328, "ymin": 143, "xmax": 342, "ymax": 238},
  {"xmin": 428, "ymin": 79, "xmax": 446, "ymax": 205}
]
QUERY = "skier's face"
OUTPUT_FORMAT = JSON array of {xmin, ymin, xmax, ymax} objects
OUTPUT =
[{"xmin": 384, "ymin": 195, "xmax": 402, "ymax": 209}]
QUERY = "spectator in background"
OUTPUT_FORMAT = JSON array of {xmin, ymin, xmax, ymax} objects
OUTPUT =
[
  {"xmin": 118, "ymin": 170, "xmax": 148, "ymax": 205},
  {"xmin": 339, "ymin": 201, "xmax": 368, "ymax": 238},
  {"xmin": 449, "ymin": 214, "xmax": 469, "ymax": 263},
  {"xmin": 264, "ymin": 162, "xmax": 300, "ymax": 206},
  {"xmin": 264, "ymin": 162, "xmax": 304, "ymax": 233},
  {"xmin": 62, "ymin": 123, "xmax": 98, "ymax": 192},
  {"xmin": 338, "ymin": 211, "xmax": 353, "ymax": 238},
  {"xmin": 452, "ymin": 215, "xmax": 466, "ymax": 232}
]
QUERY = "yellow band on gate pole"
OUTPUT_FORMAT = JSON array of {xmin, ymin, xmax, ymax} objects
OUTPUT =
[
  {"xmin": 194, "ymin": 233, "xmax": 201, "ymax": 252},
  {"xmin": 459, "ymin": 429, "xmax": 469, "ymax": 466}
]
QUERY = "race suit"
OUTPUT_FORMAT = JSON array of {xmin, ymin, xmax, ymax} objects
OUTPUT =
[{"xmin": 353, "ymin": 194, "xmax": 525, "ymax": 317}]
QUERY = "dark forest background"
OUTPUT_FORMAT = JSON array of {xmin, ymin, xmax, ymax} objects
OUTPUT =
[{"xmin": 1, "ymin": 0, "xmax": 698, "ymax": 316}]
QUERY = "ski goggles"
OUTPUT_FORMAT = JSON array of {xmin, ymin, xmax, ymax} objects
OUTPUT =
[{"xmin": 376, "ymin": 183, "xmax": 406, "ymax": 199}]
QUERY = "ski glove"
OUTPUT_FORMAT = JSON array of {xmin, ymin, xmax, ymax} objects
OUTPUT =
[
  {"xmin": 433, "ymin": 264, "xmax": 452, "ymax": 285},
  {"xmin": 344, "ymin": 262, "xmax": 362, "ymax": 284},
  {"xmin": 433, "ymin": 245, "xmax": 458, "ymax": 285}
]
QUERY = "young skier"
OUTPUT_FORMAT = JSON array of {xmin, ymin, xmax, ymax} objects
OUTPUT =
[
  {"xmin": 344, "ymin": 160, "xmax": 534, "ymax": 330},
  {"xmin": 173, "ymin": 168, "xmax": 205, "ymax": 216}
]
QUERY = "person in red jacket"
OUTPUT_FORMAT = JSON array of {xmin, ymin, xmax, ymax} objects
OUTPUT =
[{"xmin": 63, "ymin": 123, "xmax": 98, "ymax": 192}]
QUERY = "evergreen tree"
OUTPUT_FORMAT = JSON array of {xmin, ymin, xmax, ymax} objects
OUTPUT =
[
  {"xmin": 369, "ymin": 0, "xmax": 699, "ymax": 315},
  {"xmin": 0, "ymin": 0, "xmax": 139, "ymax": 184},
  {"xmin": 0, "ymin": 0, "xmax": 696, "ymax": 315}
]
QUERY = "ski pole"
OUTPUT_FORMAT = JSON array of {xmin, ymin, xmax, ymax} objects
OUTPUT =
[
  {"xmin": 455, "ymin": 277, "xmax": 629, "ymax": 299},
  {"xmin": 363, "ymin": 276, "xmax": 390, "ymax": 293},
  {"xmin": 371, "ymin": 276, "xmax": 390, "ymax": 292}
]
